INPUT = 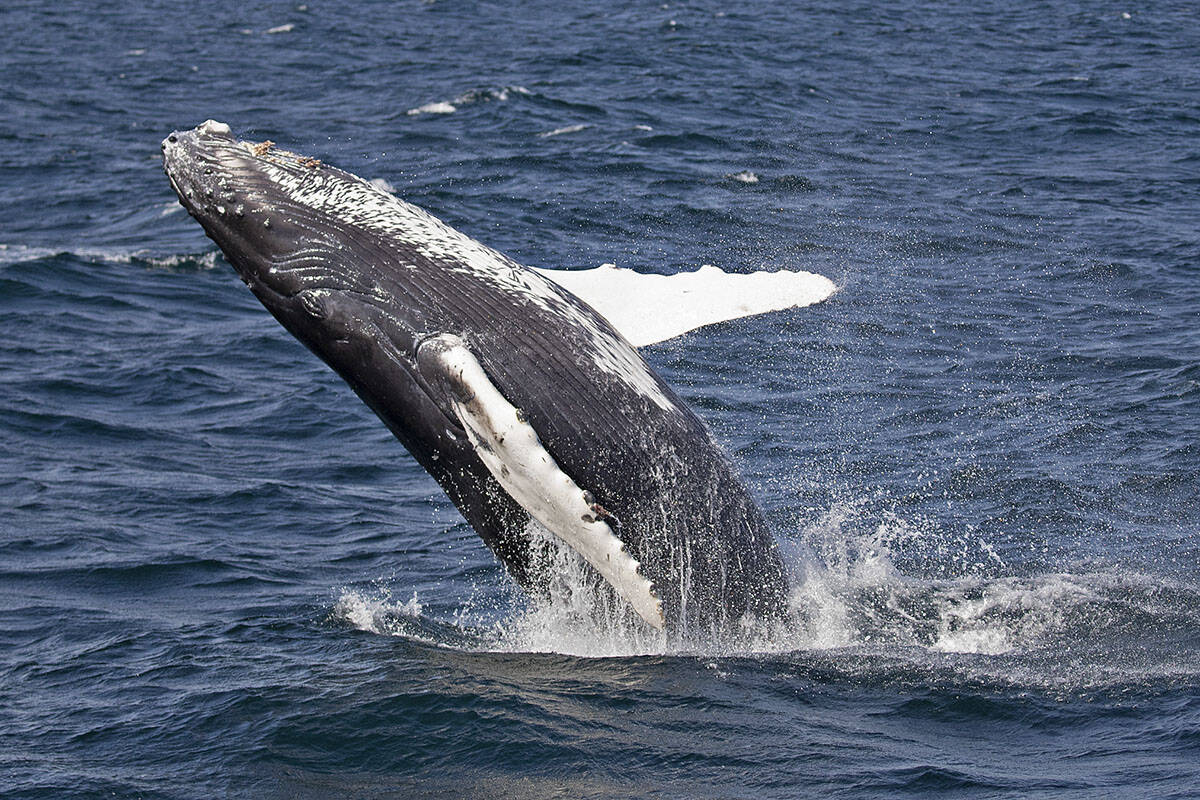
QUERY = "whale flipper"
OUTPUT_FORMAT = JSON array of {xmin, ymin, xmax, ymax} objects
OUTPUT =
[
  {"xmin": 416, "ymin": 333, "xmax": 665, "ymax": 630},
  {"xmin": 534, "ymin": 263, "xmax": 837, "ymax": 347}
]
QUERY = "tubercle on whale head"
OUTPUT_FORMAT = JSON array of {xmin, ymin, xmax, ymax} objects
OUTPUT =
[
  {"xmin": 164, "ymin": 123, "xmax": 363, "ymax": 329},
  {"xmin": 161, "ymin": 120, "xmax": 245, "ymax": 218},
  {"xmin": 161, "ymin": 121, "xmax": 329, "ymax": 296}
]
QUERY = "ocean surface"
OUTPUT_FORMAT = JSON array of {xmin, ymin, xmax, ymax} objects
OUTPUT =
[{"xmin": 3, "ymin": 1, "xmax": 1199, "ymax": 797}]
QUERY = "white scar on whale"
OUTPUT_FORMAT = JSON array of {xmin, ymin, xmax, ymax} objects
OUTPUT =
[{"xmin": 420, "ymin": 333, "xmax": 665, "ymax": 628}]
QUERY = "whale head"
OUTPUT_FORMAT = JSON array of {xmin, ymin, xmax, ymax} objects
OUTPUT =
[
  {"xmin": 161, "ymin": 120, "xmax": 429, "ymax": 363},
  {"xmin": 164, "ymin": 121, "xmax": 346, "ymax": 301}
]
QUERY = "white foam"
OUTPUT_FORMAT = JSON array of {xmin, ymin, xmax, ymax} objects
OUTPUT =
[
  {"xmin": 265, "ymin": 23, "xmax": 295, "ymax": 34},
  {"xmin": 727, "ymin": 170, "xmax": 759, "ymax": 184},
  {"xmin": 406, "ymin": 86, "xmax": 525, "ymax": 117},
  {"xmin": 0, "ymin": 244, "xmax": 150, "ymax": 266},
  {"xmin": 332, "ymin": 588, "xmax": 436, "ymax": 642},
  {"xmin": 486, "ymin": 523, "xmax": 670, "ymax": 657},
  {"xmin": 932, "ymin": 628, "xmax": 1010, "ymax": 655},
  {"xmin": 335, "ymin": 588, "xmax": 422, "ymax": 631},
  {"xmin": 538, "ymin": 123, "xmax": 589, "ymax": 138},
  {"xmin": 0, "ymin": 244, "xmax": 220, "ymax": 271},
  {"xmin": 0, "ymin": 244, "xmax": 57, "ymax": 265},
  {"xmin": 535, "ymin": 263, "xmax": 837, "ymax": 347},
  {"xmin": 144, "ymin": 250, "xmax": 222, "ymax": 270},
  {"xmin": 929, "ymin": 574, "xmax": 1101, "ymax": 655},
  {"xmin": 406, "ymin": 101, "xmax": 457, "ymax": 116},
  {"xmin": 741, "ymin": 503, "xmax": 1124, "ymax": 658}
]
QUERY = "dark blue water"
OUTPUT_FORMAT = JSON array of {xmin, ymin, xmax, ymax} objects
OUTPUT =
[{"xmin": 3, "ymin": 1, "xmax": 1199, "ymax": 797}]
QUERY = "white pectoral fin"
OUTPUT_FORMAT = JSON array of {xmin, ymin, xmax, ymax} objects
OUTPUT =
[
  {"xmin": 534, "ymin": 263, "xmax": 838, "ymax": 347},
  {"xmin": 417, "ymin": 334, "xmax": 665, "ymax": 630}
]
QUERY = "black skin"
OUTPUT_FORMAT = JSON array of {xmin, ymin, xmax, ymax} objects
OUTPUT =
[{"xmin": 162, "ymin": 122, "xmax": 788, "ymax": 636}]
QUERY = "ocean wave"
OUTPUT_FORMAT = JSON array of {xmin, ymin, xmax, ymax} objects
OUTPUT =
[
  {"xmin": 406, "ymin": 101, "xmax": 457, "ymax": 116},
  {"xmin": 726, "ymin": 170, "xmax": 759, "ymax": 184},
  {"xmin": 405, "ymin": 85, "xmax": 530, "ymax": 116},
  {"xmin": 538, "ymin": 123, "xmax": 590, "ymax": 138},
  {"xmin": 0, "ymin": 244, "xmax": 221, "ymax": 271}
]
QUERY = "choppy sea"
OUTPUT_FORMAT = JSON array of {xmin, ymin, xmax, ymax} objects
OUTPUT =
[{"xmin": 3, "ymin": 1, "xmax": 1198, "ymax": 797}]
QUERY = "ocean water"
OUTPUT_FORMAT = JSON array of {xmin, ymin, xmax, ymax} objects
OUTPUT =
[{"xmin": 3, "ymin": 1, "xmax": 1199, "ymax": 797}]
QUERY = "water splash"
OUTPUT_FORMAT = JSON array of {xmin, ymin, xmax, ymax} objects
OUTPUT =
[
  {"xmin": 484, "ymin": 523, "xmax": 669, "ymax": 657},
  {"xmin": 331, "ymin": 500, "xmax": 1200, "ymax": 687},
  {"xmin": 332, "ymin": 587, "xmax": 428, "ymax": 640}
]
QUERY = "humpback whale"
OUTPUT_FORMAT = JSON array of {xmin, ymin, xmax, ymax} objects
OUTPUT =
[{"xmin": 162, "ymin": 120, "xmax": 812, "ymax": 635}]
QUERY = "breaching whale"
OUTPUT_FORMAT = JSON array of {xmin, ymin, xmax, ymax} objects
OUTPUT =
[{"xmin": 162, "ymin": 120, "xmax": 826, "ymax": 635}]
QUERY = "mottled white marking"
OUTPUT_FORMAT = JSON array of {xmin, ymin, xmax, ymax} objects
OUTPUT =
[
  {"xmin": 535, "ymin": 263, "xmax": 838, "ymax": 347},
  {"xmin": 214, "ymin": 123, "xmax": 675, "ymax": 411},
  {"xmin": 421, "ymin": 334, "xmax": 664, "ymax": 630}
]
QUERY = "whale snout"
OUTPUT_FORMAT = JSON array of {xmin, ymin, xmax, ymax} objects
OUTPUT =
[
  {"xmin": 160, "ymin": 120, "xmax": 234, "ymax": 164},
  {"xmin": 161, "ymin": 126, "xmax": 223, "ymax": 211},
  {"xmin": 162, "ymin": 122, "xmax": 284, "ymax": 294},
  {"xmin": 161, "ymin": 121, "xmax": 279, "ymax": 245}
]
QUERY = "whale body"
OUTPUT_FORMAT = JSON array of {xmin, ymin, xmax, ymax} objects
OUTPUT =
[{"xmin": 162, "ymin": 120, "xmax": 789, "ymax": 635}]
